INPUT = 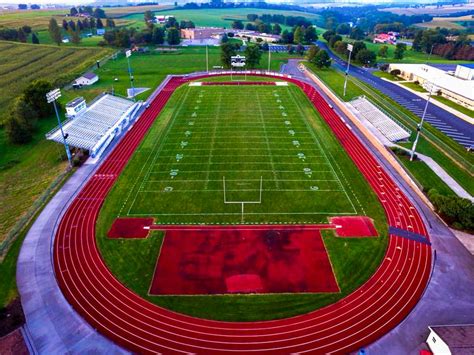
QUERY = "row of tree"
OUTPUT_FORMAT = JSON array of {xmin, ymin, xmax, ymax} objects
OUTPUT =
[
  {"xmin": 62, "ymin": 17, "xmax": 115, "ymax": 32},
  {"xmin": 5, "ymin": 81, "xmax": 55, "ymax": 144},
  {"xmin": 412, "ymin": 28, "xmax": 474, "ymax": 61},
  {"xmin": 0, "ymin": 26, "xmax": 39, "ymax": 44},
  {"xmin": 323, "ymin": 31, "xmax": 377, "ymax": 66},
  {"xmin": 280, "ymin": 25, "xmax": 318, "ymax": 45},
  {"xmin": 246, "ymin": 13, "xmax": 313, "ymax": 28},
  {"xmin": 428, "ymin": 189, "xmax": 473, "ymax": 232},
  {"xmin": 101, "ymin": 26, "xmax": 180, "ymax": 48},
  {"xmin": 70, "ymin": 6, "xmax": 107, "ymax": 19}
]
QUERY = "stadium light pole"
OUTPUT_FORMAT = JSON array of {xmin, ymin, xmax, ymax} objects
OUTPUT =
[
  {"xmin": 267, "ymin": 44, "xmax": 271, "ymax": 72},
  {"xmin": 410, "ymin": 82, "xmax": 434, "ymax": 161},
  {"xmin": 126, "ymin": 49, "xmax": 135, "ymax": 102},
  {"xmin": 46, "ymin": 88, "xmax": 72, "ymax": 168},
  {"xmin": 343, "ymin": 43, "xmax": 353, "ymax": 97}
]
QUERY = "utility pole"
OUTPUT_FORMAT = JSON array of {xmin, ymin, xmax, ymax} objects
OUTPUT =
[
  {"xmin": 206, "ymin": 45, "xmax": 209, "ymax": 73},
  {"xmin": 410, "ymin": 82, "xmax": 434, "ymax": 161},
  {"xmin": 125, "ymin": 50, "xmax": 135, "ymax": 102},
  {"xmin": 268, "ymin": 45, "xmax": 271, "ymax": 72},
  {"xmin": 46, "ymin": 88, "xmax": 72, "ymax": 168},
  {"xmin": 343, "ymin": 43, "xmax": 353, "ymax": 97}
]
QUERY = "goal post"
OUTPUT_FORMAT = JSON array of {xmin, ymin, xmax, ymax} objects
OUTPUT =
[{"xmin": 223, "ymin": 176, "xmax": 263, "ymax": 222}]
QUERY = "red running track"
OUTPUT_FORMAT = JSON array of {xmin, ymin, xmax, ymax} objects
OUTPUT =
[{"xmin": 54, "ymin": 74, "xmax": 432, "ymax": 353}]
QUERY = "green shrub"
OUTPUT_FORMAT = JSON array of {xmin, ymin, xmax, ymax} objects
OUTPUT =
[{"xmin": 428, "ymin": 189, "xmax": 474, "ymax": 232}]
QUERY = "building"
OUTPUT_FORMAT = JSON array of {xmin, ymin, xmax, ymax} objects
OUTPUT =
[
  {"xmin": 65, "ymin": 97, "xmax": 87, "ymax": 118},
  {"xmin": 426, "ymin": 325, "xmax": 474, "ymax": 354},
  {"xmin": 75, "ymin": 72, "xmax": 99, "ymax": 86},
  {"xmin": 373, "ymin": 33, "xmax": 397, "ymax": 45},
  {"xmin": 154, "ymin": 15, "xmax": 173, "ymax": 24},
  {"xmin": 233, "ymin": 30, "xmax": 281, "ymax": 43},
  {"xmin": 388, "ymin": 63, "xmax": 474, "ymax": 110},
  {"xmin": 454, "ymin": 63, "xmax": 474, "ymax": 80},
  {"xmin": 180, "ymin": 27, "xmax": 225, "ymax": 40}
]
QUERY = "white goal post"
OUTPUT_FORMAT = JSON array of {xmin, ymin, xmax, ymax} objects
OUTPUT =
[{"xmin": 223, "ymin": 176, "xmax": 263, "ymax": 223}]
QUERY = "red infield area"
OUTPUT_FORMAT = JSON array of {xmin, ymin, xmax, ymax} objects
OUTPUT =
[
  {"xmin": 331, "ymin": 216, "xmax": 378, "ymax": 238},
  {"xmin": 150, "ymin": 226, "xmax": 339, "ymax": 295}
]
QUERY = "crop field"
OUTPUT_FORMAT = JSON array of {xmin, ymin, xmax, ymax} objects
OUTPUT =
[
  {"xmin": 0, "ymin": 41, "xmax": 111, "ymax": 123},
  {"xmin": 96, "ymin": 79, "xmax": 388, "ymax": 320},
  {"xmin": 122, "ymin": 8, "xmax": 321, "ymax": 30}
]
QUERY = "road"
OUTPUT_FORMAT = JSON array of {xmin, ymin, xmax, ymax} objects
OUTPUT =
[{"xmin": 316, "ymin": 41, "xmax": 474, "ymax": 149}]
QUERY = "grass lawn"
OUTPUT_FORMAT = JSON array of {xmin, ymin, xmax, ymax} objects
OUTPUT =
[
  {"xmin": 96, "ymin": 79, "xmax": 387, "ymax": 321},
  {"xmin": 305, "ymin": 64, "xmax": 474, "ymax": 196},
  {"xmin": 372, "ymin": 71, "xmax": 402, "ymax": 81},
  {"xmin": 432, "ymin": 96, "xmax": 474, "ymax": 118},
  {"xmin": 122, "ymin": 7, "xmax": 321, "ymax": 31},
  {"xmin": 402, "ymin": 81, "xmax": 427, "ymax": 93},
  {"xmin": 394, "ymin": 151, "xmax": 455, "ymax": 196}
]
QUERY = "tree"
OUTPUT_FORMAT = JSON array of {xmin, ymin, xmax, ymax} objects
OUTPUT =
[
  {"xmin": 220, "ymin": 42, "xmax": 237, "ymax": 68},
  {"xmin": 334, "ymin": 41, "xmax": 347, "ymax": 55},
  {"xmin": 5, "ymin": 97, "xmax": 37, "ymax": 144},
  {"xmin": 90, "ymin": 17, "xmax": 96, "ymax": 29},
  {"xmin": 68, "ymin": 20, "xmax": 76, "ymax": 31},
  {"xmin": 393, "ymin": 43, "xmax": 406, "ymax": 60},
  {"xmin": 329, "ymin": 34, "xmax": 342, "ymax": 48},
  {"xmin": 70, "ymin": 7, "xmax": 78, "ymax": 16},
  {"xmin": 349, "ymin": 27, "xmax": 364, "ymax": 40},
  {"xmin": 287, "ymin": 44, "xmax": 294, "ymax": 54},
  {"xmin": 221, "ymin": 33, "xmax": 229, "ymax": 43},
  {"xmin": 77, "ymin": 20, "xmax": 83, "ymax": 31},
  {"xmin": 244, "ymin": 44, "xmax": 262, "ymax": 68},
  {"xmin": 83, "ymin": 18, "xmax": 90, "ymax": 29},
  {"xmin": 272, "ymin": 23, "xmax": 282, "ymax": 35},
  {"xmin": 96, "ymin": 18, "xmax": 104, "ymax": 30},
  {"xmin": 322, "ymin": 30, "xmax": 335, "ymax": 42},
  {"xmin": 48, "ymin": 17, "xmax": 62, "ymax": 45},
  {"xmin": 106, "ymin": 18, "xmax": 115, "ymax": 28},
  {"xmin": 31, "ymin": 32, "xmax": 39, "ymax": 44},
  {"xmin": 70, "ymin": 27, "xmax": 81, "ymax": 45},
  {"xmin": 22, "ymin": 25, "xmax": 32, "ymax": 34},
  {"xmin": 336, "ymin": 23, "xmax": 350, "ymax": 35},
  {"xmin": 152, "ymin": 27, "xmax": 165, "ymax": 44},
  {"xmin": 23, "ymin": 80, "xmax": 55, "ymax": 118},
  {"xmin": 412, "ymin": 30, "xmax": 423, "ymax": 52},
  {"xmin": 281, "ymin": 29, "xmax": 293, "ymax": 44},
  {"xmin": 312, "ymin": 49, "xmax": 331, "ymax": 68},
  {"xmin": 167, "ymin": 27, "xmax": 180, "ymax": 45},
  {"xmin": 144, "ymin": 10, "xmax": 154, "ymax": 23},
  {"xmin": 293, "ymin": 26, "xmax": 303, "ymax": 44},
  {"xmin": 93, "ymin": 8, "xmax": 106, "ymax": 19},
  {"xmin": 356, "ymin": 49, "xmax": 376, "ymax": 66},
  {"xmin": 62, "ymin": 19, "xmax": 69, "ymax": 31},
  {"xmin": 245, "ymin": 23, "xmax": 256, "ymax": 31},
  {"xmin": 17, "ymin": 28, "xmax": 27, "ymax": 42},
  {"xmin": 247, "ymin": 14, "xmax": 258, "ymax": 21},
  {"xmin": 351, "ymin": 41, "xmax": 366, "ymax": 58},
  {"xmin": 378, "ymin": 45, "xmax": 389, "ymax": 58},
  {"xmin": 304, "ymin": 26, "xmax": 317, "ymax": 44},
  {"xmin": 232, "ymin": 20, "xmax": 244, "ymax": 30},
  {"xmin": 296, "ymin": 43, "xmax": 305, "ymax": 56},
  {"xmin": 306, "ymin": 44, "xmax": 320, "ymax": 62}
]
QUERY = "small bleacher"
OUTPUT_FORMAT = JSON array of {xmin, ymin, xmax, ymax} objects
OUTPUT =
[
  {"xmin": 46, "ymin": 94, "xmax": 141, "ymax": 158},
  {"xmin": 349, "ymin": 96, "xmax": 411, "ymax": 142}
]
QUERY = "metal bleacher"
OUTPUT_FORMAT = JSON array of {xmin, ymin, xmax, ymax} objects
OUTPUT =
[
  {"xmin": 46, "ymin": 94, "xmax": 140, "ymax": 157},
  {"xmin": 349, "ymin": 96, "xmax": 411, "ymax": 142}
]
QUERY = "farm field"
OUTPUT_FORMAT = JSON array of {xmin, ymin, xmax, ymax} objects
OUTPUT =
[
  {"xmin": 122, "ymin": 7, "xmax": 321, "ymax": 30},
  {"xmin": 0, "ymin": 41, "xmax": 111, "ymax": 123},
  {"xmin": 96, "ymin": 80, "xmax": 388, "ymax": 320}
]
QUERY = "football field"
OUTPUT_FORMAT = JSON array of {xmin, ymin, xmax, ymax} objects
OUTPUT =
[{"xmin": 117, "ymin": 83, "xmax": 364, "ymax": 224}]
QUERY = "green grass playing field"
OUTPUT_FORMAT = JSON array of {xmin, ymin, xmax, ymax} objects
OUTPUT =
[
  {"xmin": 116, "ymin": 84, "xmax": 363, "ymax": 224},
  {"xmin": 96, "ymin": 79, "xmax": 388, "ymax": 321}
]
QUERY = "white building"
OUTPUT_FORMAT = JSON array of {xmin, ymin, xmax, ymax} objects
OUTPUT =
[
  {"xmin": 75, "ymin": 72, "xmax": 99, "ymax": 86},
  {"xmin": 426, "ymin": 325, "xmax": 474, "ymax": 354},
  {"xmin": 454, "ymin": 63, "xmax": 474, "ymax": 80},
  {"xmin": 388, "ymin": 63, "xmax": 474, "ymax": 110},
  {"xmin": 65, "ymin": 97, "xmax": 87, "ymax": 118}
]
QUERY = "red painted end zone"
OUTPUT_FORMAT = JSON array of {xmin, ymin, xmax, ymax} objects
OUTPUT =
[
  {"xmin": 107, "ymin": 218, "xmax": 154, "ymax": 238},
  {"xmin": 330, "ymin": 216, "xmax": 378, "ymax": 238},
  {"xmin": 150, "ymin": 226, "xmax": 339, "ymax": 295},
  {"xmin": 201, "ymin": 81, "xmax": 276, "ymax": 86}
]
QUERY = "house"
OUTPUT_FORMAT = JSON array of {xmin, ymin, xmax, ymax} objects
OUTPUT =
[
  {"xmin": 75, "ymin": 72, "xmax": 99, "ymax": 86},
  {"xmin": 154, "ymin": 15, "xmax": 173, "ymax": 24},
  {"xmin": 426, "ymin": 325, "xmax": 474, "ymax": 354},
  {"xmin": 96, "ymin": 28, "xmax": 105, "ymax": 36},
  {"xmin": 180, "ymin": 27, "xmax": 225, "ymax": 40},
  {"xmin": 373, "ymin": 33, "xmax": 397, "ymax": 45}
]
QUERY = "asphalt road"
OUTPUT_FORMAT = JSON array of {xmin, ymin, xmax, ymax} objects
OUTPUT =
[{"xmin": 316, "ymin": 41, "xmax": 474, "ymax": 149}]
